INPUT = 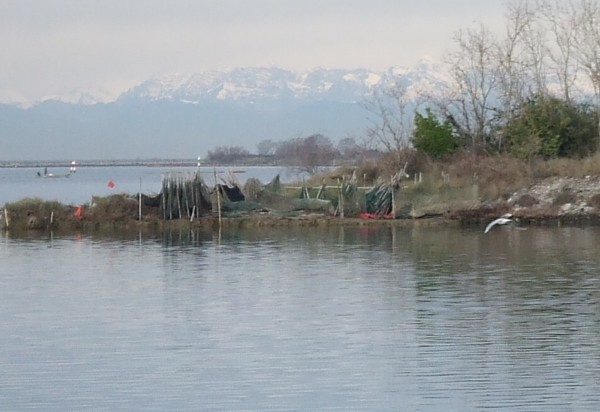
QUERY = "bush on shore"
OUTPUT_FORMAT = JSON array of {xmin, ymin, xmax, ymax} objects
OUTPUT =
[
  {"xmin": 4, "ymin": 151, "xmax": 600, "ymax": 233},
  {"xmin": 336, "ymin": 150, "xmax": 600, "ymax": 202}
]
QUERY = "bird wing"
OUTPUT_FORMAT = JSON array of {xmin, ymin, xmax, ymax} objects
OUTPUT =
[
  {"xmin": 484, "ymin": 218, "xmax": 501, "ymax": 233},
  {"xmin": 484, "ymin": 217, "xmax": 513, "ymax": 233}
]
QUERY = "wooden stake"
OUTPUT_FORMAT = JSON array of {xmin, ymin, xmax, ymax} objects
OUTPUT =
[
  {"xmin": 138, "ymin": 177, "xmax": 142, "ymax": 220},
  {"xmin": 391, "ymin": 176, "xmax": 395, "ymax": 219},
  {"xmin": 214, "ymin": 168, "xmax": 222, "ymax": 229},
  {"xmin": 339, "ymin": 177, "xmax": 345, "ymax": 219}
]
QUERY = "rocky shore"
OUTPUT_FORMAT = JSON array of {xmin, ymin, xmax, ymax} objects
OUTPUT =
[{"xmin": 455, "ymin": 176, "xmax": 600, "ymax": 227}]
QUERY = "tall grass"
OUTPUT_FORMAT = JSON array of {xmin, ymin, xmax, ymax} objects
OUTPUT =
[
  {"xmin": 344, "ymin": 150, "xmax": 600, "ymax": 202},
  {"xmin": 4, "ymin": 198, "xmax": 69, "ymax": 219},
  {"xmin": 532, "ymin": 152, "xmax": 600, "ymax": 178}
]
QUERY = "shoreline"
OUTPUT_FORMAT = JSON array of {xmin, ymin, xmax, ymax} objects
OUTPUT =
[
  {"xmin": 3, "ymin": 174, "xmax": 600, "ymax": 235},
  {"xmin": 0, "ymin": 159, "xmax": 279, "ymax": 169},
  {"xmin": 3, "ymin": 209, "xmax": 600, "ymax": 236}
]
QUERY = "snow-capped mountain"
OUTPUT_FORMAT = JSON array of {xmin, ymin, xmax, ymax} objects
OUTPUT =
[
  {"xmin": 117, "ymin": 67, "xmax": 371, "ymax": 103},
  {"xmin": 0, "ymin": 59, "xmax": 451, "ymax": 160},
  {"xmin": 117, "ymin": 59, "xmax": 449, "ymax": 105}
]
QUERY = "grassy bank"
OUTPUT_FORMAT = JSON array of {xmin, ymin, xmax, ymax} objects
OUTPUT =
[
  {"xmin": 0, "ymin": 196, "xmax": 457, "ymax": 234},
  {"xmin": 4, "ymin": 152, "xmax": 600, "ymax": 235}
]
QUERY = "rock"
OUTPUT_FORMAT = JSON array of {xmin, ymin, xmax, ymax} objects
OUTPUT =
[
  {"xmin": 590, "ymin": 194, "xmax": 600, "ymax": 209},
  {"xmin": 515, "ymin": 194, "xmax": 538, "ymax": 207},
  {"xmin": 560, "ymin": 203, "xmax": 573, "ymax": 214},
  {"xmin": 506, "ymin": 176, "xmax": 600, "ymax": 217}
]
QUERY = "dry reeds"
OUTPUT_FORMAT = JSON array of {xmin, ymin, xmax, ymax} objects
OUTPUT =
[
  {"xmin": 91, "ymin": 194, "xmax": 138, "ymax": 221},
  {"xmin": 532, "ymin": 152, "xmax": 600, "ymax": 178},
  {"xmin": 2, "ymin": 198, "xmax": 72, "ymax": 230}
]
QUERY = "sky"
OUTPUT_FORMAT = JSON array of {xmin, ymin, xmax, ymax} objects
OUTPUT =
[{"xmin": 0, "ymin": 0, "xmax": 507, "ymax": 104}]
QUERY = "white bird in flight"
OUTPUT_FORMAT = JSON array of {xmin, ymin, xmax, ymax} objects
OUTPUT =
[{"xmin": 484, "ymin": 213, "xmax": 516, "ymax": 234}]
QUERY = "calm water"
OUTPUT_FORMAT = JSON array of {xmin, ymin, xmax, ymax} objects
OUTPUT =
[
  {"xmin": 1, "ymin": 225, "xmax": 600, "ymax": 411},
  {"xmin": 0, "ymin": 165, "xmax": 297, "ymax": 206}
]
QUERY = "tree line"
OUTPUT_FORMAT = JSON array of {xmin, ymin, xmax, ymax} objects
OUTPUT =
[
  {"xmin": 373, "ymin": 0, "xmax": 600, "ymax": 162},
  {"xmin": 206, "ymin": 134, "xmax": 377, "ymax": 174},
  {"xmin": 209, "ymin": 1, "xmax": 600, "ymax": 172}
]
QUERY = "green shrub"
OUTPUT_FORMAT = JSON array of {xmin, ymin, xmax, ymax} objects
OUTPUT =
[
  {"xmin": 503, "ymin": 95, "xmax": 598, "ymax": 159},
  {"xmin": 412, "ymin": 108, "xmax": 458, "ymax": 159}
]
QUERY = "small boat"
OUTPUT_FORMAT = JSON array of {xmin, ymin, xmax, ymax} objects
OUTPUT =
[
  {"xmin": 36, "ymin": 161, "xmax": 77, "ymax": 178},
  {"xmin": 37, "ymin": 170, "xmax": 71, "ymax": 178}
]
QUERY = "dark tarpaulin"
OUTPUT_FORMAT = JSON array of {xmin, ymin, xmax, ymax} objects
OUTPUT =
[{"xmin": 217, "ymin": 184, "xmax": 245, "ymax": 202}]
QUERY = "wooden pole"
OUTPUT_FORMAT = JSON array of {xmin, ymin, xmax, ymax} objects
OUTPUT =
[
  {"xmin": 391, "ymin": 176, "xmax": 395, "ymax": 219},
  {"xmin": 214, "ymin": 168, "xmax": 222, "ymax": 229},
  {"xmin": 340, "ymin": 177, "xmax": 345, "ymax": 219},
  {"xmin": 162, "ymin": 177, "xmax": 167, "ymax": 220},
  {"xmin": 138, "ymin": 177, "xmax": 142, "ymax": 220},
  {"xmin": 3, "ymin": 208, "xmax": 9, "ymax": 229},
  {"xmin": 176, "ymin": 177, "xmax": 182, "ymax": 219}
]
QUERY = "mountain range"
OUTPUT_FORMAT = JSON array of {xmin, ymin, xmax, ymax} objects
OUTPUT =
[{"xmin": 0, "ymin": 59, "xmax": 450, "ymax": 161}]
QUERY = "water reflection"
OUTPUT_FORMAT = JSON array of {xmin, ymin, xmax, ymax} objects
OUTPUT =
[
  {"xmin": 405, "ymin": 226, "xmax": 600, "ymax": 410},
  {"xmin": 1, "ymin": 226, "xmax": 599, "ymax": 410}
]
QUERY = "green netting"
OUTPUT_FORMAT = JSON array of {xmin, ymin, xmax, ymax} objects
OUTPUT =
[
  {"xmin": 161, "ymin": 172, "xmax": 211, "ymax": 219},
  {"xmin": 243, "ymin": 178, "xmax": 264, "ymax": 201},
  {"xmin": 264, "ymin": 174, "xmax": 283, "ymax": 194},
  {"xmin": 161, "ymin": 171, "xmax": 364, "ymax": 219},
  {"xmin": 365, "ymin": 180, "xmax": 393, "ymax": 215}
]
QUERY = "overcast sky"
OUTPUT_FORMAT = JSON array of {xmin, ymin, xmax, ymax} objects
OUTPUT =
[{"xmin": 0, "ymin": 0, "xmax": 507, "ymax": 103}]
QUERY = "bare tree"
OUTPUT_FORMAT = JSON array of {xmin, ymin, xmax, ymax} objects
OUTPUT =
[
  {"xmin": 207, "ymin": 146, "xmax": 250, "ymax": 164},
  {"xmin": 445, "ymin": 23, "xmax": 501, "ymax": 149},
  {"xmin": 256, "ymin": 139, "xmax": 277, "ymax": 156},
  {"xmin": 538, "ymin": 0, "xmax": 580, "ymax": 103},
  {"xmin": 337, "ymin": 137, "xmax": 362, "ymax": 161},
  {"xmin": 572, "ymin": 0, "xmax": 600, "ymax": 144},
  {"xmin": 494, "ymin": 1, "xmax": 535, "ymax": 148},
  {"xmin": 519, "ymin": 12, "xmax": 550, "ymax": 96},
  {"xmin": 275, "ymin": 134, "xmax": 338, "ymax": 175},
  {"xmin": 364, "ymin": 79, "xmax": 416, "ymax": 159}
]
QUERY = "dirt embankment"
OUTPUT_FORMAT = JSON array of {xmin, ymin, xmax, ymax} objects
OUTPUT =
[
  {"xmin": 453, "ymin": 176, "xmax": 600, "ymax": 227},
  {"xmin": 3, "ymin": 176, "xmax": 600, "ymax": 234}
]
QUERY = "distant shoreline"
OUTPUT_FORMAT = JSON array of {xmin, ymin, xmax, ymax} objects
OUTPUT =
[
  {"xmin": 0, "ymin": 159, "xmax": 285, "ymax": 168},
  {"xmin": 0, "ymin": 159, "xmax": 196, "ymax": 168}
]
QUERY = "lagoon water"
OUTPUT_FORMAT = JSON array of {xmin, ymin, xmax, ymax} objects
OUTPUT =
[
  {"xmin": 0, "ymin": 165, "xmax": 296, "ymax": 207},
  {"xmin": 2, "ymin": 165, "xmax": 600, "ymax": 410},
  {"xmin": 1, "ymin": 224, "xmax": 600, "ymax": 411}
]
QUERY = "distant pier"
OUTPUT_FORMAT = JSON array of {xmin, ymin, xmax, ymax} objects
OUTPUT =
[{"xmin": 0, "ymin": 159, "xmax": 199, "ymax": 168}]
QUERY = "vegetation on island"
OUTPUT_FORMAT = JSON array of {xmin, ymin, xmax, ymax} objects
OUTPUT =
[
  {"xmin": 4, "ymin": 0, "xmax": 600, "ymax": 233},
  {"xmin": 206, "ymin": 0, "xmax": 600, "ymax": 216},
  {"xmin": 213, "ymin": 1, "xmax": 600, "ymax": 168}
]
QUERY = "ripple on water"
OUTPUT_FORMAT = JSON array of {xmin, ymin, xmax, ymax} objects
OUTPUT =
[{"xmin": 1, "ymin": 226, "xmax": 600, "ymax": 410}]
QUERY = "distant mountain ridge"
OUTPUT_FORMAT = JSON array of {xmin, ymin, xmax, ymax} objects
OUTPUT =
[
  {"xmin": 119, "ymin": 67, "xmax": 376, "ymax": 103},
  {"xmin": 117, "ymin": 58, "xmax": 448, "ymax": 105},
  {"xmin": 1, "ymin": 59, "xmax": 450, "ymax": 161}
]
